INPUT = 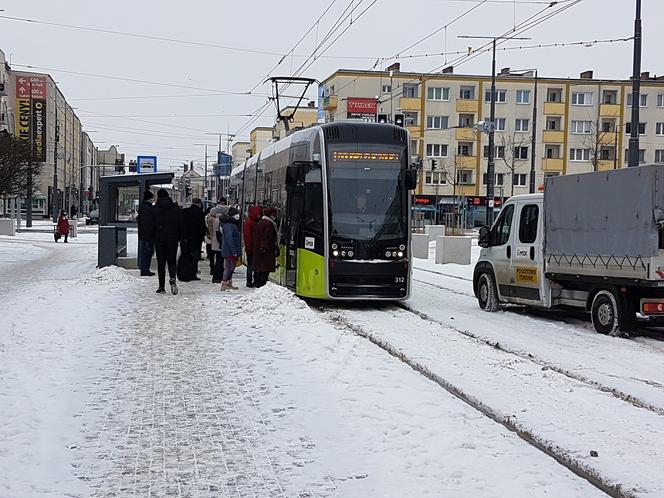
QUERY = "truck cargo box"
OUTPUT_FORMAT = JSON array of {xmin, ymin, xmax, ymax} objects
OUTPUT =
[{"xmin": 544, "ymin": 165, "xmax": 664, "ymax": 281}]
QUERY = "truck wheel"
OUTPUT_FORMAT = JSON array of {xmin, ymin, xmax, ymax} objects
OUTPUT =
[
  {"xmin": 591, "ymin": 290, "xmax": 621, "ymax": 335},
  {"xmin": 477, "ymin": 272, "xmax": 499, "ymax": 312}
]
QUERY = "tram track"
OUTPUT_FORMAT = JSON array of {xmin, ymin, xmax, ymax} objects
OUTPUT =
[{"xmin": 312, "ymin": 303, "xmax": 637, "ymax": 498}]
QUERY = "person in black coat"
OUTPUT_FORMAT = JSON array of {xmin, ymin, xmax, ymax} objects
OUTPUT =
[
  {"xmin": 180, "ymin": 197, "xmax": 207, "ymax": 280},
  {"xmin": 152, "ymin": 189, "xmax": 182, "ymax": 295},
  {"xmin": 137, "ymin": 190, "xmax": 156, "ymax": 276}
]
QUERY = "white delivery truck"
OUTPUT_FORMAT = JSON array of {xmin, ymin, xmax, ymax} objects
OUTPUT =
[{"xmin": 473, "ymin": 165, "xmax": 664, "ymax": 335}]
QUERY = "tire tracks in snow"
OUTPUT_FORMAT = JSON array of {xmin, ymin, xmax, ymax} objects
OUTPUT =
[{"xmin": 313, "ymin": 304, "xmax": 634, "ymax": 498}]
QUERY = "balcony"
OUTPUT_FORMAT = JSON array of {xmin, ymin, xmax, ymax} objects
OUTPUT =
[
  {"xmin": 544, "ymin": 102, "xmax": 565, "ymax": 116},
  {"xmin": 456, "ymin": 99, "xmax": 479, "ymax": 113},
  {"xmin": 599, "ymin": 132, "xmax": 618, "ymax": 146},
  {"xmin": 600, "ymin": 103, "xmax": 621, "ymax": 117},
  {"xmin": 457, "ymin": 184, "xmax": 477, "ymax": 196},
  {"xmin": 543, "ymin": 158, "xmax": 564, "ymax": 171},
  {"xmin": 542, "ymin": 130, "xmax": 565, "ymax": 143},
  {"xmin": 455, "ymin": 154, "xmax": 477, "ymax": 169},
  {"xmin": 323, "ymin": 95, "xmax": 338, "ymax": 110},
  {"xmin": 597, "ymin": 160, "xmax": 617, "ymax": 171},
  {"xmin": 400, "ymin": 97, "xmax": 421, "ymax": 111},
  {"xmin": 455, "ymin": 127, "xmax": 476, "ymax": 141}
]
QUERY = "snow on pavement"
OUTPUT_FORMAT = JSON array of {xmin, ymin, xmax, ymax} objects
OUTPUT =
[{"xmin": 0, "ymin": 233, "xmax": 605, "ymax": 497}]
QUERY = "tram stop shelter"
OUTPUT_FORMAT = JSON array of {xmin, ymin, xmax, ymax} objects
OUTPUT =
[{"xmin": 98, "ymin": 172, "xmax": 175, "ymax": 268}]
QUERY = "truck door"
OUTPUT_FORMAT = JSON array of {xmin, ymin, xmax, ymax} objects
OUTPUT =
[
  {"xmin": 510, "ymin": 201, "xmax": 543, "ymax": 304},
  {"xmin": 487, "ymin": 203, "xmax": 516, "ymax": 299}
]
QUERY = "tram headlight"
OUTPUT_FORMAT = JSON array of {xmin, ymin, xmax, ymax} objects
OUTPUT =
[
  {"xmin": 348, "ymin": 251, "xmax": 354, "ymax": 258},
  {"xmin": 333, "ymin": 250, "xmax": 339, "ymax": 257},
  {"xmin": 399, "ymin": 244, "xmax": 406, "ymax": 251},
  {"xmin": 398, "ymin": 251, "xmax": 404, "ymax": 258},
  {"xmin": 332, "ymin": 243, "xmax": 338, "ymax": 250},
  {"xmin": 341, "ymin": 251, "xmax": 347, "ymax": 257},
  {"xmin": 385, "ymin": 251, "xmax": 391, "ymax": 258}
]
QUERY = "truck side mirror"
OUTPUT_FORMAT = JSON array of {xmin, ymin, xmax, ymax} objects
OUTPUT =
[
  {"xmin": 403, "ymin": 169, "xmax": 418, "ymax": 190},
  {"xmin": 478, "ymin": 226, "xmax": 491, "ymax": 248}
]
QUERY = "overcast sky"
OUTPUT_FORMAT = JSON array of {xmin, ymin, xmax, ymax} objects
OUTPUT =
[{"xmin": 1, "ymin": 0, "xmax": 660, "ymax": 171}]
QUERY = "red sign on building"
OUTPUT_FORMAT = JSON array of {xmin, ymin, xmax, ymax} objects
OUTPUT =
[
  {"xmin": 347, "ymin": 97, "xmax": 378, "ymax": 121},
  {"xmin": 15, "ymin": 75, "xmax": 48, "ymax": 99}
]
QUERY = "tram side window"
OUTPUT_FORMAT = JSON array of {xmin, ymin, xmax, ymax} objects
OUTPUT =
[{"xmin": 303, "ymin": 168, "xmax": 324, "ymax": 235}]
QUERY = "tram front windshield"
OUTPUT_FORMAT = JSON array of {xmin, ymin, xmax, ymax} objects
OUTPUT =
[{"xmin": 327, "ymin": 145, "xmax": 407, "ymax": 242}]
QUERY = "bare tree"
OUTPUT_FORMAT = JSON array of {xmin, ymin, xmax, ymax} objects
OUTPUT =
[
  {"xmin": 439, "ymin": 154, "xmax": 463, "ymax": 231},
  {"xmin": 0, "ymin": 130, "xmax": 43, "ymax": 199},
  {"xmin": 578, "ymin": 117, "xmax": 616, "ymax": 172},
  {"xmin": 498, "ymin": 132, "xmax": 531, "ymax": 196}
]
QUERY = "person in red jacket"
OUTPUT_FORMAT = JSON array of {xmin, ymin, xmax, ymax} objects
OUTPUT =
[
  {"xmin": 243, "ymin": 205, "xmax": 262, "ymax": 287},
  {"xmin": 56, "ymin": 211, "xmax": 70, "ymax": 243}
]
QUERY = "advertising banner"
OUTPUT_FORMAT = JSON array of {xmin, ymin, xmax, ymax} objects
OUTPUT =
[
  {"xmin": 15, "ymin": 75, "xmax": 48, "ymax": 162},
  {"xmin": 347, "ymin": 97, "xmax": 378, "ymax": 121}
]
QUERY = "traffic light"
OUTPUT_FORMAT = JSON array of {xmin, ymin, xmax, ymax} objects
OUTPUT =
[
  {"xmin": 128, "ymin": 160, "xmax": 137, "ymax": 172},
  {"xmin": 394, "ymin": 114, "xmax": 405, "ymax": 127},
  {"xmin": 377, "ymin": 113, "xmax": 388, "ymax": 124},
  {"xmin": 185, "ymin": 186, "xmax": 192, "ymax": 197},
  {"xmin": 431, "ymin": 159, "xmax": 438, "ymax": 170}
]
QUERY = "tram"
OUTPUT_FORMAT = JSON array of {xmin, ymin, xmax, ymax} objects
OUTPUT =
[{"xmin": 229, "ymin": 122, "xmax": 417, "ymax": 300}]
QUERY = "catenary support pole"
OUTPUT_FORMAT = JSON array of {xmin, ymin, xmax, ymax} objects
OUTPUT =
[{"xmin": 628, "ymin": 0, "xmax": 642, "ymax": 168}]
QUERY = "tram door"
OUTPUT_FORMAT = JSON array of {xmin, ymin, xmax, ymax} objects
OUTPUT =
[{"xmin": 285, "ymin": 182, "xmax": 303, "ymax": 290}]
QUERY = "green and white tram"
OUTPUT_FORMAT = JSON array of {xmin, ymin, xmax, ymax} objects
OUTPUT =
[{"xmin": 230, "ymin": 122, "xmax": 417, "ymax": 300}]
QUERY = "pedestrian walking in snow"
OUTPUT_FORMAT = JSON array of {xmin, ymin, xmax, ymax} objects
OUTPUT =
[
  {"xmin": 220, "ymin": 206, "xmax": 242, "ymax": 290},
  {"xmin": 243, "ymin": 205, "xmax": 262, "ymax": 287},
  {"xmin": 253, "ymin": 207, "xmax": 279, "ymax": 288},
  {"xmin": 152, "ymin": 189, "xmax": 181, "ymax": 295},
  {"xmin": 137, "ymin": 190, "xmax": 156, "ymax": 276},
  {"xmin": 56, "ymin": 211, "xmax": 70, "ymax": 243}
]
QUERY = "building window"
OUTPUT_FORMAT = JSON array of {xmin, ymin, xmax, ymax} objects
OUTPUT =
[
  {"xmin": 457, "ymin": 143, "xmax": 473, "ymax": 156},
  {"xmin": 571, "ymin": 120, "xmax": 592, "ymax": 134},
  {"xmin": 403, "ymin": 84, "xmax": 419, "ymax": 98},
  {"xmin": 426, "ymin": 171, "xmax": 447, "ymax": 185},
  {"xmin": 483, "ymin": 145, "xmax": 505, "ymax": 158},
  {"xmin": 382, "ymin": 84, "xmax": 392, "ymax": 94},
  {"xmin": 572, "ymin": 92, "xmax": 593, "ymax": 106},
  {"xmin": 627, "ymin": 93, "xmax": 648, "ymax": 107},
  {"xmin": 482, "ymin": 173, "xmax": 505, "ymax": 186},
  {"xmin": 513, "ymin": 173, "xmax": 528, "ymax": 186},
  {"xmin": 546, "ymin": 117, "xmax": 562, "ymax": 130},
  {"xmin": 624, "ymin": 149, "xmax": 646, "ymax": 163},
  {"xmin": 515, "ymin": 146, "xmax": 529, "ymax": 160},
  {"xmin": 656, "ymin": 122, "xmax": 664, "ymax": 136},
  {"xmin": 516, "ymin": 90, "xmax": 531, "ymax": 104},
  {"xmin": 658, "ymin": 94, "xmax": 664, "ymax": 108},
  {"xmin": 625, "ymin": 122, "xmax": 647, "ymax": 135},
  {"xmin": 404, "ymin": 111, "xmax": 418, "ymax": 127},
  {"xmin": 427, "ymin": 87, "xmax": 450, "ymax": 101},
  {"xmin": 602, "ymin": 90, "xmax": 618, "ymax": 105},
  {"xmin": 495, "ymin": 118, "xmax": 506, "ymax": 131},
  {"xmin": 656, "ymin": 150, "xmax": 664, "ymax": 163},
  {"xmin": 426, "ymin": 115, "xmax": 449, "ymax": 129},
  {"xmin": 570, "ymin": 148, "xmax": 591, "ymax": 161},
  {"xmin": 459, "ymin": 86, "xmax": 475, "ymax": 100},
  {"xmin": 329, "ymin": 85, "xmax": 335, "ymax": 95},
  {"xmin": 484, "ymin": 89, "xmax": 507, "ymax": 103},
  {"xmin": 459, "ymin": 114, "xmax": 474, "ymax": 128},
  {"xmin": 600, "ymin": 147, "xmax": 615, "ymax": 161},
  {"xmin": 547, "ymin": 88, "xmax": 563, "ymax": 103},
  {"xmin": 601, "ymin": 119, "xmax": 616, "ymax": 133},
  {"xmin": 457, "ymin": 169, "xmax": 473, "ymax": 185},
  {"xmin": 426, "ymin": 143, "xmax": 449, "ymax": 157},
  {"xmin": 515, "ymin": 119, "xmax": 530, "ymax": 132}
]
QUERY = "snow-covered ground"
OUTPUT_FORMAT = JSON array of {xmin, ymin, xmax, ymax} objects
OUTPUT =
[{"xmin": 0, "ymin": 231, "xmax": 661, "ymax": 496}]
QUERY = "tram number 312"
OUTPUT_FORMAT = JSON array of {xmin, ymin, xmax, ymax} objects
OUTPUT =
[{"xmin": 395, "ymin": 277, "xmax": 405, "ymax": 284}]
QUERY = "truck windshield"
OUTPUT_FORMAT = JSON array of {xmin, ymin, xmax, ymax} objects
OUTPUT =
[{"xmin": 327, "ymin": 145, "xmax": 406, "ymax": 242}]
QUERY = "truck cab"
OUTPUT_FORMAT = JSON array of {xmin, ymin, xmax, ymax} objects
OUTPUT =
[{"xmin": 474, "ymin": 194, "xmax": 549, "ymax": 310}]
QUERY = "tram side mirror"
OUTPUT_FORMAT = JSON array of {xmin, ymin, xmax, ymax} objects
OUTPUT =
[
  {"xmin": 478, "ymin": 226, "xmax": 491, "ymax": 248},
  {"xmin": 403, "ymin": 169, "xmax": 418, "ymax": 190}
]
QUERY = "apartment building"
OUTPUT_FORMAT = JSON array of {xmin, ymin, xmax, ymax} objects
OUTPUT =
[
  {"xmin": 321, "ymin": 64, "xmax": 664, "ymax": 218},
  {"xmin": 0, "ymin": 50, "xmax": 10, "ymax": 134}
]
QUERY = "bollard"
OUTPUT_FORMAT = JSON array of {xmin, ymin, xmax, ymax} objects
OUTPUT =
[
  {"xmin": 435, "ymin": 236, "xmax": 472, "ymax": 265},
  {"xmin": 425, "ymin": 224, "xmax": 446, "ymax": 238},
  {"xmin": 411, "ymin": 234, "xmax": 430, "ymax": 259}
]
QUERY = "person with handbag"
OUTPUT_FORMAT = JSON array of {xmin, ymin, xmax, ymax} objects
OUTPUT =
[
  {"xmin": 220, "ymin": 206, "xmax": 242, "ymax": 291},
  {"xmin": 252, "ymin": 207, "xmax": 279, "ymax": 288}
]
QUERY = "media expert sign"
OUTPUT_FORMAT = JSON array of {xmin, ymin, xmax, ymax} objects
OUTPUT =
[
  {"xmin": 347, "ymin": 97, "xmax": 378, "ymax": 121},
  {"xmin": 137, "ymin": 156, "xmax": 157, "ymax": 173},
  {"xmin": 15, "ymin": 75, "xmax": 48, "ymax": 162}
]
